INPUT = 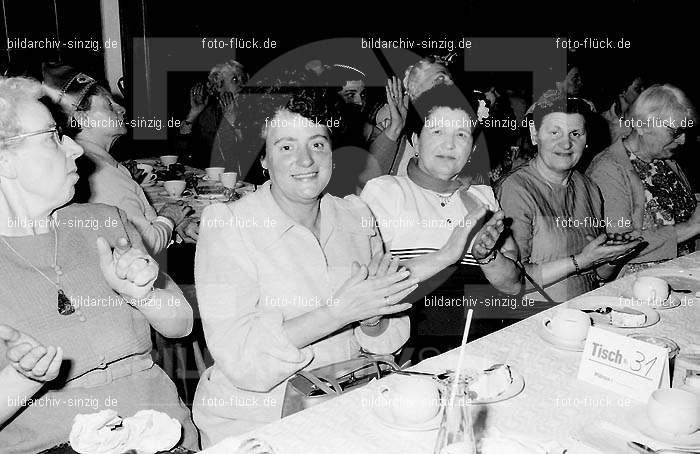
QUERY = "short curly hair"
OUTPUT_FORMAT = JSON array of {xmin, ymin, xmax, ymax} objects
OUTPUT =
[
  {"xmin": 237, "ymin": 69, "xmax": 344, "ymax": 155},
  {"xmin": 207, "ymin": 59, "xmax": 249, "ymax": 96},
  {"xmin": 528, "ymin": 89, "xmax": 594, "ymax": 131},
  {"xmin": 0, "ymin": 76, "xmax": 45, "ymax": 150}
]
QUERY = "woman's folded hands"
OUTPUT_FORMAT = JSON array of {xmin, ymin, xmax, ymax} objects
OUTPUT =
[{"xmin": 325, "ymin": 253, "xmax": 419, "ymax": 328}]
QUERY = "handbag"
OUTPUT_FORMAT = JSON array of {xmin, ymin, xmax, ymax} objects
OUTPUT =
[{"xmin": 281, "ymin": 353, "xmax": 399, "ymax": 417}]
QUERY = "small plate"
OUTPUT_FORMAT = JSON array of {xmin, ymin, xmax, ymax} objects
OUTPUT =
[
  {"xmin": 629, "ymin": 411, "xmax": 700, "ymax": 448},
  {"xmin": 370, "ymin": 398, "xmax": 442, "ymax": 431},
  {"xmin": 637, "ymin": 268, "xmax": 700, "ymax": 293},
  {"xmin": 196, "ymin": 193, "xmax": 228, "ymax": 200},
  {"xmin": 567, "ymin": 296, "xmax": 660, "ymax": 329},
  {"xmin": 537, "ymin": 319, "xmax": 586, "ymax": 352},
  {"xmin": 439, "ymin": 367, "xmax": 526, "ymax": 404}
]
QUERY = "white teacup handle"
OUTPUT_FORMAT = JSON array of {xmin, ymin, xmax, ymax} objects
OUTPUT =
[
  {"xmin": 143, "ymin": 173, "xmax": 157, "ymax": 184},
  {"xmin": 379, "ymin": 384, "xmax": 391, "ymax": 397}
]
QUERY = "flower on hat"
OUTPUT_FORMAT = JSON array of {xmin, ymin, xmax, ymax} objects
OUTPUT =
[{"xmin": 477, "ymin": 99, "xmax": 489, "ymax": 122}]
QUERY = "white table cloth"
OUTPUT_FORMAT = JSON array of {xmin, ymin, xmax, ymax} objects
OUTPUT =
[{"xmin": 202, "ymin": 253, "xmax": 700, "ymax": 454}]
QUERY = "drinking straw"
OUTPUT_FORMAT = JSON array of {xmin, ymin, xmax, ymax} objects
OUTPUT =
[{"xmin": 448, "ymin": 308, "xmax": 474, "ymax": 406}]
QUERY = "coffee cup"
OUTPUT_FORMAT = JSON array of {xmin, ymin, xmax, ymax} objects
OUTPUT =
[
  {"xmin": 633, "ymin": 276, "xmax": 669, "ymax": 305},
  {"xmin": 205, "ymin": 167, "xmax": 225, "ymax": 181},
  {"xmin": 221, "ymin": 171, "xmax": 238, "ymax": 189},
  {"xmin": 647, "ymin": 388, "xmax": 700, "ymax": 435},
  {"xmin": 160, "ymin": 155, "xmax": 179, "ymax": 166},
  {"xmin": 379, "ymin": 377, "xmax": 441, "ymax": 425},
  {"xmin": 137, "ymin": 164, "xmax": 157, "ymax": 186},
  {"xmin": 544, "ymin": 308, "xmax": 591, "ymax": 342},
  {"xmin": 164, "ymin": 180, "xmax": 186, "ymax": 197}
]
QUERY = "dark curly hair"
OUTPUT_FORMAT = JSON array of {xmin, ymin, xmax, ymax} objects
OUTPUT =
[
  {"xmin": 528, "ymin": 90, "xmax": 594, "ymax": 131},
  {"xmin": 236, "ymin": 69, "xmax": 345, "ymax": 158},
  {"xmin": 404, "ymin": 83, "xmax": 483, "ymax": 139}
]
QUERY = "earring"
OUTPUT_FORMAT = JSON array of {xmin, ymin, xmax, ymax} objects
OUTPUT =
[
  {"xmin": 262, "ymin": 168, "xmax": 268, "ymax": 177},
  {"xmin": 414, "ymin": 152, "xmax": 419, "ymax": 158}
]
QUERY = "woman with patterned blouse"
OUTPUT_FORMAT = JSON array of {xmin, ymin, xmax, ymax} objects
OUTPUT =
[{"xmin": 588, "ymin": 84, "xmax": 699, "ymax": 274}]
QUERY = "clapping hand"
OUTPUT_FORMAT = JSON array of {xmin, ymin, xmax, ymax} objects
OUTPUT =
[
  {"xmin": 361, "ymin": 251, "xmax": 404, "ymax": 326},
  {"xmin": 441, "ymin": 205, "xmax": 489, "ymax": 264},
  {"xmin": 0, "ymin": 325, "xmax": 63, "ymax": 383},
  {"xmin": 219, "ymin": 91, "xmax": 238, "ymax": 126},
  {"xmin": 472, "ymin": 210, "xmax": 507, "ymax": 261},
  {"xmin": 175, "ymin": 217, "xmax": 199, "ymax": 244},
  {"xmin": 158, "ymin": 202, "xmax": 193, "ymax": 226},
  {"xmin": 579, "ymin": 233, "xmax": 643, "ymax": 268},
  {"xmin": 96, "ymin": 237, "xmax": 158, "ymax": 300},
  {"xmin": 187, "ymin": 81, "xmax": 208, "ymax": 120},
  {"xmin": 603, "ymin": 231, "xmax": 642, "ymax": 246},
  {"xmin": 327, "ymin": 263, "xmax": 418, "ymax": 327},
  {"xmin": 384, "ymin": 76, "xmax": 408, "ymax": 141}
]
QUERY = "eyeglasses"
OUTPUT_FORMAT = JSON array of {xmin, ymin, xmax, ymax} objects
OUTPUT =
[
  {"xmin": 1, "ymin": 125, "xmax": 64, "ymax": 144},
  {"xmin": 667, "ymin": 126, "xmax": 687, "ymax": 140}
]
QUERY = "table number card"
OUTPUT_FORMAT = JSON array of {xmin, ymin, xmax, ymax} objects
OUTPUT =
[{"xmin": 577, "ymin": 327, "xmax": 669, "ymax": 402}]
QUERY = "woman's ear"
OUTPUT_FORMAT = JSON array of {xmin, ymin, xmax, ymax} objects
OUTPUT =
[
  {"xmin": 0, "ymin": 150, "xmax": 18, "ymax": 179},
  {"xmin": 529, "ymin": 122, "xmax": 538, "ymax": 145}
]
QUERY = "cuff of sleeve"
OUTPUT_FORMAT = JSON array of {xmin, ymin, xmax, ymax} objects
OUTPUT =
[
  {"xmin": 227, "ymin": 311, "xmax": 314, "ymax": 392},
  {"xmin": 155, "ymin": 216, "xmax": 175, "ymax": 231},
  {"xmin": 354, "ymin": 315, "xmax": 409, "ymax": 355}
]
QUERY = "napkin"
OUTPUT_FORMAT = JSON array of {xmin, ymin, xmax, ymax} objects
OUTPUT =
[
  {"xmin": 69, "ymin": 409, "xmax": 181, "ymax": 454},
  {"xmin": 69, "ymin": 410, "xmax": 131, "ymax": 454}
]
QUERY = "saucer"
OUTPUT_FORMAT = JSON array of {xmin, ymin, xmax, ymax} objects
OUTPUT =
[
  {"xmin": 468, "ymin": 369, "xmax": 525, "ymax": 404},
  {"xmin": 567, "ymin": 296, "xmax": 660, "ymax": 328},
  {"xmin": 370, "ymin": 398, "xmax": 442, "ymax": 431},
  {"xmin": 637, "ymin": 268, "xmax": 700, "ymax": 293},
  {"xmin": 629, "ymin": 411, "xmax": 700, "ymax": 448},
  {"xmin": 537, "ymin": 319, "xmax": 586, "ymax": 352}
]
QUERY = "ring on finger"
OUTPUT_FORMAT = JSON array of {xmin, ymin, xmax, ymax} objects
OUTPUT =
[{"xmin": 135, "ymin": 257, "xmax": 151, "ymax": 266}]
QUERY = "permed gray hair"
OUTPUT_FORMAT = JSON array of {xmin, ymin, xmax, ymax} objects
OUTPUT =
[
  {"xmin": 628, "ymin": 84, "xmax": 697, "ymax": 127},
  {"xmin": 0, "ymin": 76, "xmax": 44, "ymax": 150}
]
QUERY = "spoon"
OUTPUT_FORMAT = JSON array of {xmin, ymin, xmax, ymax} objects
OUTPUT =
[
  {"xmin": 628, "ymin": 441, "xmax": 697, "ymax": 453},
  {"xmin": 668, "ymin": 285, "xmax": 692, "ymax": 294},
  {"xmin": 392, "ymin": 369, "xmax": 453, "ymax": 380},
  {"xmin": 581, "ymin": 306, "xmax": 613, "ymax": 315}
]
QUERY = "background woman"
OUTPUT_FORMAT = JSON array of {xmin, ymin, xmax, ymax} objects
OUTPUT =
[
  {"xmin": 497, "ymin": 90, "xmax": 641, "ymax": 303},
  {"xmin": 361, "ymin": 84, "xmax": 522, "ymax": 361},
  {"xmin": 42, "ymin": 63, "xmax": 193, "ymax": 256},
  {"xmin": 0, "ymin": 76, "xmax": 197, "ymax": 452},
  {"xmin": 194, "ymin": 86, "xmax": 416, "ymax": 446},
  {"xmin": 587, "ymin": 84, "xmax": 699, "ymax": 274}
]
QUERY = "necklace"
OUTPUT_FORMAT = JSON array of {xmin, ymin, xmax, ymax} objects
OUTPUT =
[
  {"xmin": 436, "ymin": 191, "xmax": 457, "ymax": 207},
  {"xmin": 0, "ymin": 224, "xmax": 75, "ymax": 315}
]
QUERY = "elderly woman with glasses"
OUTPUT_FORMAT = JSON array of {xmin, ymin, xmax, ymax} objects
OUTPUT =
[
  {"xmin": 497, "ymin": 90, "xmax": 642, "ymax": 303},
  {"xmin": 587, "ymin": 84, "xmax": 699, "ymax": 274},
  {"xmin": 0, "ymin": 76, "xmax": 197, "ymax": 453},
  {"xmin": 42, "ymin": 63, "xmax": 194, "ymax": 255}
]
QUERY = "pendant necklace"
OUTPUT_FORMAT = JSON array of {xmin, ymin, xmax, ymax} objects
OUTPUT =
[
  {"xmin": 436, "ymin": 191, "xmax": 458, "ymax": 207},
  {"xmin": 0, "ymin": 224, "xmax": 75, "ymax": 315}
]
